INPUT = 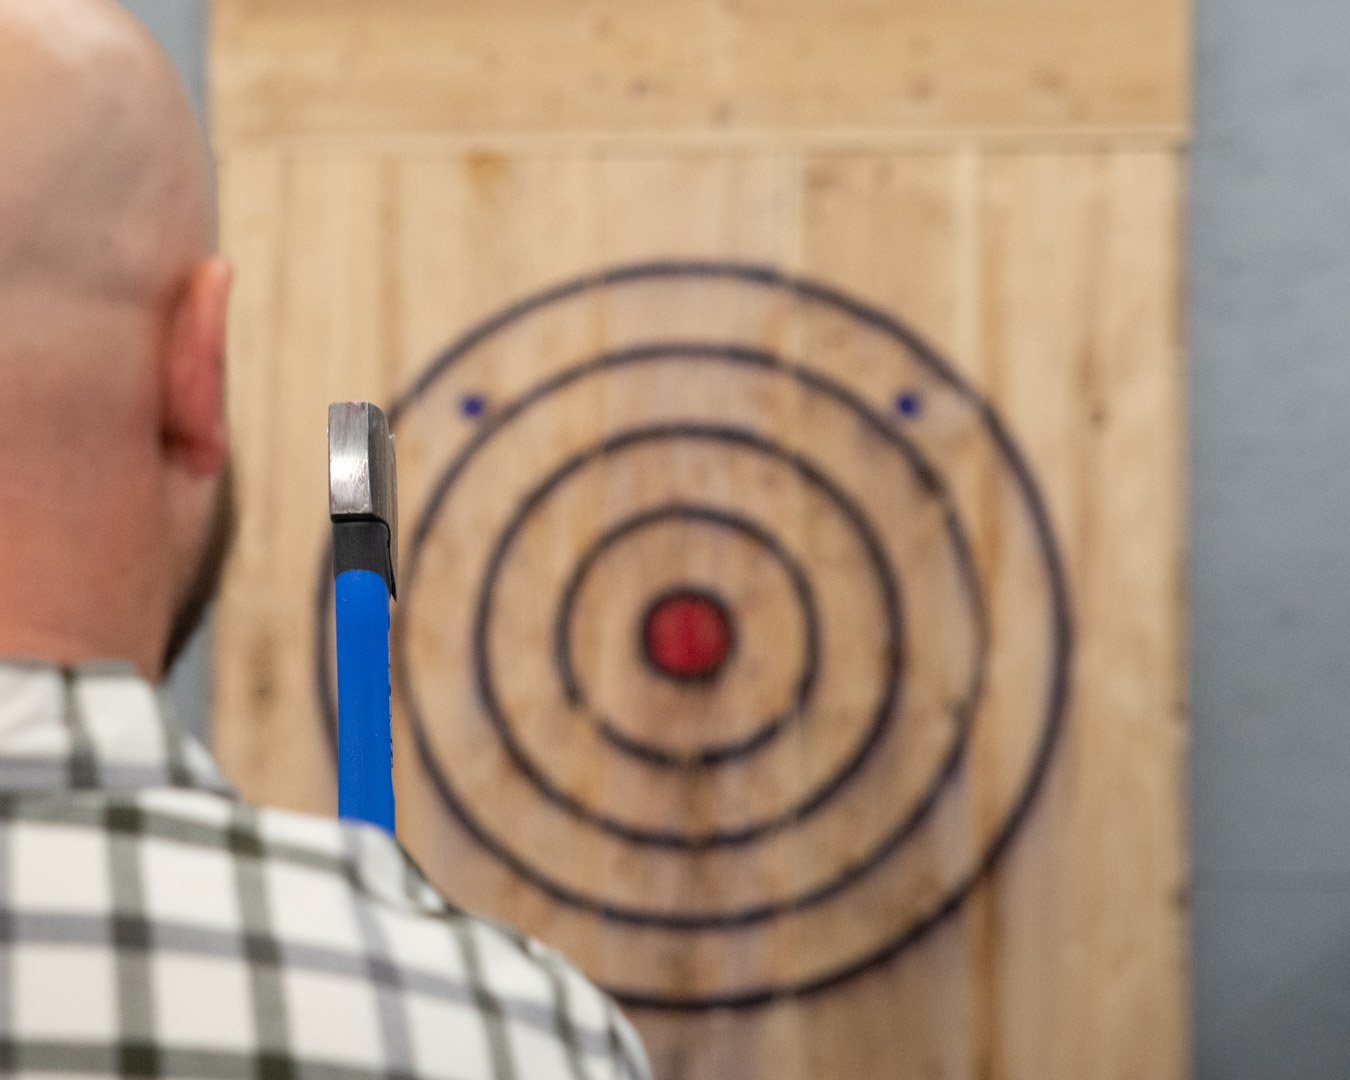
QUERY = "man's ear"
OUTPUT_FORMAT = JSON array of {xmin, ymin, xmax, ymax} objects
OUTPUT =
[{"xmin": 163, "ymin": 257, "xmax": 232, "ymax": 477}]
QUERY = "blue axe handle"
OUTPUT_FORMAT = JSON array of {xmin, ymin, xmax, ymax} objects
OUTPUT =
[
  {"xmin": 335, "ymin": 565, "xmax": 394, "ymax": 832},
  {"xmin": 329, "ymin": 403, "xmax": 399, "ymax": 834}
]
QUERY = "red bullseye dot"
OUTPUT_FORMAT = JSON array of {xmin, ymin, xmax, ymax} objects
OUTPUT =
[{"xmin": 643, "ymin": 591, "xmax": 735, "ymax": 683}]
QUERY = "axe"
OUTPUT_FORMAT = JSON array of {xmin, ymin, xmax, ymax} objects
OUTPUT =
[{"xmin": 328, "ymin": 402, "xmax": 398, "ymax": 833}]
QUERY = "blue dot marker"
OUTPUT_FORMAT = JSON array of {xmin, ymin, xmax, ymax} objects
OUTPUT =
[
  {"xmin": 462, "ymin": 393, "xmax": 488, "ymax": 419},
  {"xmin": 896, "ymin": 392, "xmax": 923, "ymax": 419}
]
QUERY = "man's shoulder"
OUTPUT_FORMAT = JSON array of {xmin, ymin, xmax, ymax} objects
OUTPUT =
[
  {"xmin": 3, "ymin": 785, "xmax": 651, "ymax": 1080},
  {"xmin": 171, "ymin": 788, "xmax": 652, "ymax": 1079}
]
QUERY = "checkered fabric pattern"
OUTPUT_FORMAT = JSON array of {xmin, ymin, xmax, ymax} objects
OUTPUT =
[{"xmin": 0, "ymin": 662, "xmax": 651, "ymax": 1080}]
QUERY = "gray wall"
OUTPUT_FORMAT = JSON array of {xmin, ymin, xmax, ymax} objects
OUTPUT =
[
  {"xmin": 115, "ymin": 0, "xmax": 1350, "ymax": 1071},
  {"xmin": 116, "ymin": 0, "xmax": 213, "ymax": 742},
  {"xmin": 1190, "ymin": 0, "xmax": 1350, "ymax": 1076}
]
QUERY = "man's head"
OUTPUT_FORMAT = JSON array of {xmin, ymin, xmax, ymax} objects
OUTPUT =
[{"xmin": 0, "ymin": 0, "xmax": 233, "ymax": 680}]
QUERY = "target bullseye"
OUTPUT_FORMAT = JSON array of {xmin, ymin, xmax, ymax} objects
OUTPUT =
[
  {"xmin": 641, "ymin": 588, "xmax": 735, "ymax": 683},
  {"xmin": 556, "ymin": 502, "xmax": 823, "ymax": 772}
]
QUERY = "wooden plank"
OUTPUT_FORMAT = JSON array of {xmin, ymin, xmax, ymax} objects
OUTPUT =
[
  {"xmin": 213, "ymin": 146, "xmax": 289, "ymax": 806},
  {"xmin": 212, "ymin": 0, "xmax": 1188, "ymax": 145},
  {"xmin": 1070, "ymin": 150, "xmax": 1188, "ymax": 1077},
  {"xmin": 795, "ymin": 152, "xmax": 982, "ymax": 1080},
  {"xmin": 215, "ymin": 152, "xmax": 396, "ymax": 814},
  {"xmin": 978, "ymin": 151, "xmax": 1187, "ymax": 1079}
]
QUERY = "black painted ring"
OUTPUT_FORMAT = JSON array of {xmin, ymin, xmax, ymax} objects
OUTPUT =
[
  {"xmin": 399, "ymin": 407, "xmax": 982, "ymax": 919},
  {"xmin": 554, "ymin": 503, "xmax": 821, "ymax": 770},
  {"xmin": 394, "ymin": 340, "xmax": 984, "ymax": 862},
  {"xmin": 466, "ymin": 422, "xmax": 906, "ymax": 851},
  {"xmin": 335, "ymin": 338, "xmax": 983, "ymax": 899}
]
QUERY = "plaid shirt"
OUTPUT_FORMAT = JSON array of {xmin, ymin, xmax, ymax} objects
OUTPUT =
[{"xmin": 0, "ymin": 662, "xmax": 650, "ymax": 1080}]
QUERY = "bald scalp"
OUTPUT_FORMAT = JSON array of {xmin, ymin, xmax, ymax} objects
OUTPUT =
[
  {"xmin": 0, "ymin": 0, "xmax": 233, "ymax": 682},
  {"xmin": 0, "ymin": 0, "xmax": 212, "ymax": 306}
]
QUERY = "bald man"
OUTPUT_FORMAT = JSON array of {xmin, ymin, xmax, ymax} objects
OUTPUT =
[{"xmin": 0, "ymin": 3, "xmax": 650, "ymax": 1078}]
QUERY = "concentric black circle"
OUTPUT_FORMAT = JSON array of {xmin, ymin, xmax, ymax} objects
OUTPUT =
[
  {"xmin": 394, "ymin": 348, "xmax": 986, "ymax": 885},
  {"xmin": 556, "ymin": 503, "xmax": 820, "ymax": 770},
  {"xmin": 466, "ymin": 420, "xmax": 917, "ymax": 851},
  {"xmin": 313, "ymin": 261, "xmax": 1071, "ymax": 1013}
]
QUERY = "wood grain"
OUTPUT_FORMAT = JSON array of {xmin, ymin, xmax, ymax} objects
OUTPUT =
[{"xmin": 213, "ymin": 0, "xmax": 1188, "ymax": 145}]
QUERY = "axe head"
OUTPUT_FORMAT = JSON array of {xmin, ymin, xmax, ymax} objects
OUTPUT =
[{"xmin": 329, "ymin": 402, "xmax": 398, "ymax": 596}]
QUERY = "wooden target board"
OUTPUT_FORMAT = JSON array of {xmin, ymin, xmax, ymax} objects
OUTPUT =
[{"xmin": 213, "ymin": 2, "xmax": 1189, "ymax": 1077}]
